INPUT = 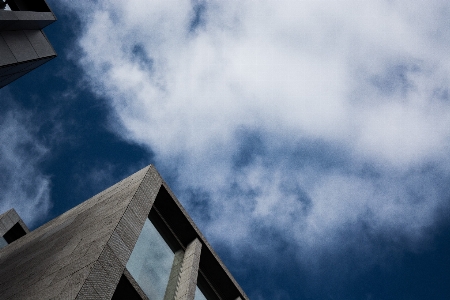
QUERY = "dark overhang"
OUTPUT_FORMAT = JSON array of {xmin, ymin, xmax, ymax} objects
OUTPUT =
[
  {"xmin": 0, "ymin": 0, "xmax": 56, "ymax": 31},
  {"xmin": 0, "ymin": 0, "xmax": 56, "ymax": 89}
]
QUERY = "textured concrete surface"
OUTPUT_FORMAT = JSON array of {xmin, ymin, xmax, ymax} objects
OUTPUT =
[
  {"xmin": 77, "ymin": 166, "xmax": 162, "ymax": 300},
  {"xmin": 165, "ymin": 250, "xmax": 185, "ymax": 300},
  {"xmin": 0, "ymin": 166, "xmax": 158, "ymax": 299},
  {"xmin": 0, "ymin": 165, "xmax": 249, "ymax": 300},
  {"xmin": 174, "ymin": 239, "xmax": 202, "ymax": 300}
]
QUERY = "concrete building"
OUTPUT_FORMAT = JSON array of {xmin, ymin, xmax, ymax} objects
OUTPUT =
[
  {"xmin": 0, "ymin": 1, "xmax": 248, "ymax": 299},
  {"xmin": 0, "ymin": 165, "xmax": 249, "ymax": 299},
  {"xmin": 0, "ymin": 0, "xmax": 56, "ymax": 88}
]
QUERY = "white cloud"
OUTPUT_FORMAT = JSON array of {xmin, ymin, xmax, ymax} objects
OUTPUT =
[
  {"xmin": 0, "ymin": 102, "xmax": 51, "ymax": 227},
  {"xmin": 59, "ymin": 0, "xmax": 450, "ymax": 267}
]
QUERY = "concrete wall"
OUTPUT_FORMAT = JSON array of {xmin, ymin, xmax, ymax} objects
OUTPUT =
[
  {"xmin": 0, "ymin": 167, "xmax": 152, "ymax": 299},
  {"xmin": 0, "ymin": 165, "xmax": 249, "ymax": 300},
  {"xmin": 0, "ymin": 2, "xmax": 56, "ymax": 89},
  {"xmin": 0, "ymin": 29, "xmax": 56, "ymax": 88}
]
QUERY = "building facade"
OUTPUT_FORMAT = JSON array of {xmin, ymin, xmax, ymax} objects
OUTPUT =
[
  {"xmin": 0, "ymin": 165, "xmax": 249, "ymax": 299},
  {"xmin": 0, "ymin": 2, "xmax": 248, "ymax": 299},
  {"xmin": 0, "ymin": 0, "xmax": 56, "ymax": 88}
]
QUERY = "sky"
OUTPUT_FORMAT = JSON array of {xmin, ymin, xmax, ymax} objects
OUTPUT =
[{"xmin": 1, "ymin": 0, "xmax": 450, "ymax": 299}]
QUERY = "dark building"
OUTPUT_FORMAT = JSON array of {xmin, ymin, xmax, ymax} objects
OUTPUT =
[
  {"xmin": 0, "ymin": 166, "xmax": 249, "ymax": 300},
  {"xmin": 0, "ymin": 0, "xmax": 56, "ymax": 88}
]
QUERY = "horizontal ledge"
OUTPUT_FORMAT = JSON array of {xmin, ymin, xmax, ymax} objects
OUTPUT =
[{"xmin": 0, "ymin": 11, "xmax": 56, "ymax": 30}]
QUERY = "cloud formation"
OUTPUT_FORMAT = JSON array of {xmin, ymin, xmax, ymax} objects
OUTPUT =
[
  {"xmin": 0, "ymin": 93, "xmax": 51, "ymax": 227},
  {"xmin": 59, "ymin": 0, "xmax": 450, "ymax": 271}
]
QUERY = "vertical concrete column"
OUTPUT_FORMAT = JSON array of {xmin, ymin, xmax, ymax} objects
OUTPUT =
[
  {"xmin": 164, "ymin": 250, "xmax": 185, "ymax": 300},
  {"xmin": 173, "ymin": 238, "xmax": 203, "ymax": 300}
]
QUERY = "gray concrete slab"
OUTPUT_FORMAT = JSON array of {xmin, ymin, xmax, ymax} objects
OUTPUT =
[
  {"xmin": 165, "ymin": 250, "xmax": 185, "ymax": 300},
  {"xmin": 174, "ymin": 238, "xmax": 202, "ymax": 300},
  {"xmin": 0, "ymin": 167, "xmax": 149, "ymax": 299},
  {"xmin": 0, "ymin": 165, "xmax": 249, "ymax": 300},
  {"xmin": 24, "ymin": 29, "xmax": 55, "ymax": 58},
  {"xmin": 0, "ymin": 11, "xmax": 55, "ymax": 31},
  {"xmin": 0, "ymin": 10, "xmax": 18, "ymax": 31},
  {"xmin": 1, "ymin": 30, "xmax": 38, "ymax": 62},
  {"xmin": 0, "ymin": 35, "xmax": 16, "ymax": 65}
]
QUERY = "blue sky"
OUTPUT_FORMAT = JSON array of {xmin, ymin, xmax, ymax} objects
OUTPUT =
[{"xmin": 1, "ymin": 0, "xmax": 450, "ymax": 299}]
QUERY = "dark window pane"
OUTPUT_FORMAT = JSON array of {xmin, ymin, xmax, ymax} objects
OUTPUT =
[
  {"xmin": 3, "ymin": 223, "xmax": 26, "ymax": 244},
  {"xmin": 111, "ymin": 274, "xmax": 142, "ymax": 300}
]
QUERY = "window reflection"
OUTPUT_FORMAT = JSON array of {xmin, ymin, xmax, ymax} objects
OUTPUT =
[
  {"xmin": 126, "ymin": 218, "xmax": 175, "ymax": 300},
  {"xmin": 194, "ymin": 286, "xmax": 208, "ymax": 300},
  {"xmin": 0, "ymin": 236, "xmax": 7, "ymax": 249}
]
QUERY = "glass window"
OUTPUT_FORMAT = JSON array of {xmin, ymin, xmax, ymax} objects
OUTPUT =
[
  {"xmin": 194, "ymin": 286, "xmax": 208, "ymax": 300},
  {"xmin": 0, "ymin": 236, "xmax": 7, "ymax": 249},
  {"xmin": 126, "ymin": 218, "xmax": 175, "ymax": 300}
]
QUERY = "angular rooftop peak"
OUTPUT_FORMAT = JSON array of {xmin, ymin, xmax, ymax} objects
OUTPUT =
[{"xmin": 0, "ymin": 165, "xmax": 249, "ymax": 300}]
